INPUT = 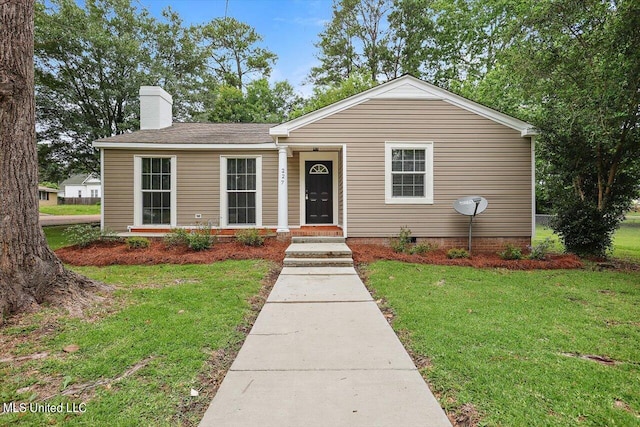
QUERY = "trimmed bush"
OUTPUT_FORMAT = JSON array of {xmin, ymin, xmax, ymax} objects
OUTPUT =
[
  {"xmin": 163, "ymin": 228, "xmax": 190, "ymax": 248},
  {"xmin": 126, "ymin": 237, "xmax": 150, "ymax": 249},
  {"xmin": 235, "ymin": 228, "xmax": 265, "ymax": 247},
  {"xmin": 410, "ymin": 242, "xmax": 437, "ymax": 255},
  {"xmin": 528, "ymin": 237, "xmax": 554, "ymax": 260},
  {"xmin": 63, "ymin": 224, "xmax": 118, "ymax": 248},
  {"xmin": 498, "ymin": 243, "xmax": 523, "ymax": 260},
  {"xmin": 187, "ymin": 224, "xmax": 215, "ymax": 251},
  {"xmin": 447, "ymin": 248, "xmax": 469, "ymax": 259},
  {"xmin": 391, "ymin": 227, "xmax": 412, "ymax": 253}
]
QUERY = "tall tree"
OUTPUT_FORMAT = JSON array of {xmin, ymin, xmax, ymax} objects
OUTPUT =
[
  {"xmin": 35, "ymin": 0, "xmax": 153, "ymax": 174},
  {"xmin": 0, "ymin": 0, "xmax": 104, "ymax": 320},
  {"xmin": 389, "ymin": 0, "xmax": 518, "ymax": 91},
  {"xmin": 516, "ymin": 0, "xmax": 640, "ymax": 256},
  {"xmin": 202, "ymin": 17, "xmax": 277, "ymax": 90},
  {"xmin": 35, "ymin": 0, "xmax": 214, "ymax": 174},
  {"xmin": 207, "ymin": 78, "xmax": 303, "ymax": 123},
  {"xmin": 310, "ymin": 0, "xmax": 398, "ymax": 86}
]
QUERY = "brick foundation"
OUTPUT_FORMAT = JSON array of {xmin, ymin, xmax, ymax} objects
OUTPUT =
[{"xmin": 346, "ymin": 236, "xmax": 532, "ymax": 253}]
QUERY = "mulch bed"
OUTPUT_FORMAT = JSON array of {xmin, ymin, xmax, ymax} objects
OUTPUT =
[
  {"xmin": 56, "ymin": 238, "xmax": 585, "ymax": 270},
  {"xmin": 56, "ymin": 239, "xmax": 289, "ymax": 266},
  {"xmin": 349, "ymin": 244, "xmax": 584, "ymax": 270}
]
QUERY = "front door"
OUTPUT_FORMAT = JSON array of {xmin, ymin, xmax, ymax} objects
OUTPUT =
[{"xmin": 305, "ymin": 161, "xmax": 333, "ymax": 224}]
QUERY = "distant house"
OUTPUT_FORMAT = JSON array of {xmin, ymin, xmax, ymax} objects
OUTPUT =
[
  {"xmin": 60, "ymin": 173, "xmax": 102, "ymax": 199},
  {"xmin": 38, "ymin": 186, "xmax": 58, "ymax": 206},
  {"xmin": 94, "ymin": 75, "xmax": 537, "ymax": 250}
]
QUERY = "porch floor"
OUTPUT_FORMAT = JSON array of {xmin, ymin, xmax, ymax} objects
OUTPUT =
[{"xmin": 290, "ymin": 226, "xmax": 343, "ymax": 237}]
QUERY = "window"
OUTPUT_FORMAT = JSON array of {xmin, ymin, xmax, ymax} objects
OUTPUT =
[
  {"xmin": 385, "ymin": 142, "xmax": 433, "ymax": 204},
  {"xmin": 39, "ymin": 191, "xmax": 49, "ymax": 201},
  {"xmin": 91, "ymin": 189, "xmax": 99, "ymax": 198},
  {"xmin": 77, "ymin": 190, "xmax": 82, "ymax": 198},
  {"xmin": 134, "ymin": 156, "xmax": 176, "ymax": 227},
  {"xmin": 221, "ymin": 156, "xmax": 262, "ymax": 226}
]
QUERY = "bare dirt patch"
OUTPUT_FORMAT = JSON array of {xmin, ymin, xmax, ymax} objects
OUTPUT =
[
  {"xmin": 56, "ymin": 239, "xmax": 289, "ymax": 266},
  {"xmin": 350, "ymin": 243, "xmax": 583, "ymax": 270}
]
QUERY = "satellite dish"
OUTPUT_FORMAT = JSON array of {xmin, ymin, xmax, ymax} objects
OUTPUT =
[
  {"xmin": 453, "ymin": 196, "xmax": 488, "ymax": 216},
  {"xmin": 453, "ymin": 196, "xmax": 488, "ymax": 254}
]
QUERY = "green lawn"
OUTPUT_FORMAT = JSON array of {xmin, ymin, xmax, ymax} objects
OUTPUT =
[
  {"xmin": 42, "ymin": 225, "xmax": 72, "ymax": 250},
  {"xmin": 535, "ymin": 216, "xmax": 640, "ymax": 261},
  {"xmin": 0, "ymin": 261, "xmax": 272, "ymax": 426},
  {"xmin": 365, "ymin": 261, "xmax": 640, "ymax": 426},
  {"xmin": 40, "ymin": 204, "xmax": 101, "ymax": 216}
]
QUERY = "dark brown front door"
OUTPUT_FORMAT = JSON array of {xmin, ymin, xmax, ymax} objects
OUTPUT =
[{"xmin": 305, "ymin": 161, "xmax": 333, "ymax": 224}]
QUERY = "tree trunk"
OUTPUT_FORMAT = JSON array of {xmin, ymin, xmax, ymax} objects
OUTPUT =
[{"xmin": 0, "ymin": 0, "xmax": 107, "ymax": 322}]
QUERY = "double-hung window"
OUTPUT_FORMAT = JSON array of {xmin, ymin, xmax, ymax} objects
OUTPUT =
[
  {"xmin": 385, "ymin": 142, "xmax": 434, "ymax": 204},
  {"xmin": 134, "ymin": 156, "xmax": 176, "ymax": 226},
  {"xmin": 221, "ymin": 156, "xmax": 262, "ymax": 226}
]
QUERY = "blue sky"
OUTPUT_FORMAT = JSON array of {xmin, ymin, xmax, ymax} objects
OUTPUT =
[{"xmin": 137, "ymin": 0, "xmax": 334, "ymax": 96}]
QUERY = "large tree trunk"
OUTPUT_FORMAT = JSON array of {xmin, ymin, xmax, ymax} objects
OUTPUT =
[{"xmin": 0, "ymin": 0, "xmax": 107, "ymax": 321}]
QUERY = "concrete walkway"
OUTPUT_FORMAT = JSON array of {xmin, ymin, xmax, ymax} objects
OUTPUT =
[
  {"xmin": 199, "ymin": 241, "xmax": 451, "ymax": 427},
  {"xmin": 39, "ymin": 214, "xmax": 100, "ymax": 226}
]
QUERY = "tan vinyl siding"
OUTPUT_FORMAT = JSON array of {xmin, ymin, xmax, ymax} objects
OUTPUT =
[
  {"xmin": 281, "ymin": 99, "xmax": 532, "ymax": 238},
  {"xmin": 103, "ymin": 149, "xmax": 278, "ymax": 231},
  {"xmin": 103, "ymin": 149, "xmax": 135, "ymax": 231}
]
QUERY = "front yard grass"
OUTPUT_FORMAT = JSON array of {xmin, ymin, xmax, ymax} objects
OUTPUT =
[
  {"xmin": 535, "ymin": 216, "xmax": 640, "ymax": 262},
  {"xmin": 365, "ymin": 261, "xmax": 640, "ymax": 426},
  {"xmin": 0, "ymin": 261, "xmax": 272, "ymax": 426},
  {"xmin": 39, "ymin": 204, "xmax": 101, "ymax": 216}
]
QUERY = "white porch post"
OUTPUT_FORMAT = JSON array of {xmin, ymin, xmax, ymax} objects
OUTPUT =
[{"xmin": 277, "ymin": 147, "xmax": 289, "ymax": 233}]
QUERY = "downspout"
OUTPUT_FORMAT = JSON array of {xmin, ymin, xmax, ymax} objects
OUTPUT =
[
  {"xmin": 100, "ymin": 148, "xmax": 105, "ymax": 231},
  {"xmin": 531, "ymin": 136, "xmax": 536, "ymax": 240}
]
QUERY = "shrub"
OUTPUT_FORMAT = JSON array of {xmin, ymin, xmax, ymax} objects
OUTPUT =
[
  {"xmin": 235, "ymin": 228, "xmax": 265, "ymax": 247},
  {"xmin": 447, "ymin": 248, "xmax": 469, "ymax": 259},
  {"xmin": 186, "ymin": 224, "xmax": 215, "ymax": 251},
  {"xmin": 498, "ymin": 243, "xmax": 523, "ymax": 260},
  {"xmin": 410, "ymin": 242, "xmax": 437, "ymax": 255},
  {"xmin": 164, "ymin": 228, "xmax": 190, "ymax": 248},
  {"xmin": 391, "ymin": 227, "xmax": 412, "ymax": 253},
  {"xmin": 528, "ymin": 237, "xmax": 554, "ymax": 260},
  {"xmin": 64, "ymin": 224, "xmax": 118, "ymax": 248},
  {"xmin": 126, "ymin": 237, "xmax": 150, "ymax": 249},
  {"xmin": 550, "ymin": 199, "xmax": 620, "ymax": 257}
]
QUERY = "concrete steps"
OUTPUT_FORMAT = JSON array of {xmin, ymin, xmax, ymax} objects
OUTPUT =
[{"xmin": 284, "ymin": 237, "xmax": 353, "ymax": 267}]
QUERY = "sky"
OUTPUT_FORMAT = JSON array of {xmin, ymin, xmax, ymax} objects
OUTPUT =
[{"xmin": 136, "ymin": 0, "xmax": 334, "ymax": 96}]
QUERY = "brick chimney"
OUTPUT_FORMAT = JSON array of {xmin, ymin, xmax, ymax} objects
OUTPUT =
[{"xmin": 139, "ymin": 86, "xmax": 173, "ymax": 130}]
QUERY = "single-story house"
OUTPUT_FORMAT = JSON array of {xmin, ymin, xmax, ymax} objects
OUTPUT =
[
  {"xmin": 59, "ymin": 173, "xmax": 102, "ymax": 199},
  {"xmin": 38, "ymin": 186, "xmax": 58, "ymax": 207},
  {"xmin": 94, "ymin": 75, "xmax": 537, "ymax": 250}
]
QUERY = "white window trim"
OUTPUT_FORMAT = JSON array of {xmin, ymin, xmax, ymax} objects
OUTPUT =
[
  {"xmin": 133, "ymin": 155, "xmax": 177, "ymax": 227},
  {"xmin": 385, "ymin": 142, "xmax": 434, "ymax": 204},
  {"xmin": 220, "ymin": 155, "xmax": 263, "ymax": 228}
]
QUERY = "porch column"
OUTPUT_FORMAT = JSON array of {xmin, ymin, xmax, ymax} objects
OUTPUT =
[{"xmin": 277, "ymin": 147, "xmax": 289, "ymax": 233}]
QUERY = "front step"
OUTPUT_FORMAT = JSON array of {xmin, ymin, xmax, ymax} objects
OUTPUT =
[
  {"xmin": 291, "ymin": 236, "xmax": 345, "ymax": 244},
  {"xmin": 283, "ymin": 257, "xmax": 354, "ymax": 267},
  {"xmin": 285, "ymin": 243, "xmax": 352, "ymax": 259}
]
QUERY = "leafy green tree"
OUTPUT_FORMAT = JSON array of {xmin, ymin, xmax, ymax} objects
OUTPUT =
[
  {"xmin": 144, "ymin": 7, "xmax": 212, "ymax": 121},
  {"xmin": 1, "ymin": 0, "xmax": 103, "ymax": 319},
  {"xmin": 310, "ymin": 0, "xmax": 399, "ymax": 86},
  {"xmin": 35, "ymin": 0, "xmax": 154, "ymax": 173},
  {"xmin": 516, "ymin": 0, "xmax": 640, "ymax": 256},
  {"xmin": 294, "ymin": 73, "xmax": 377, "ymax": 118},
  {"xmin": 202, "ymin": 17, "xmax": 277, "ymax": 90},
  {"xmin": 35, "ymin": 0, "xmax": 215, "ymax": 173},
  {"xmin": 208, "ymin": 79, "xmax": 303, "ymax": 123}
]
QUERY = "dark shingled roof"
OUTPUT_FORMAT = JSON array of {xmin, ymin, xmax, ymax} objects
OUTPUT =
[{"xmin": 95, "ymin": 122, "xmax": 276, "ymax": 144}]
